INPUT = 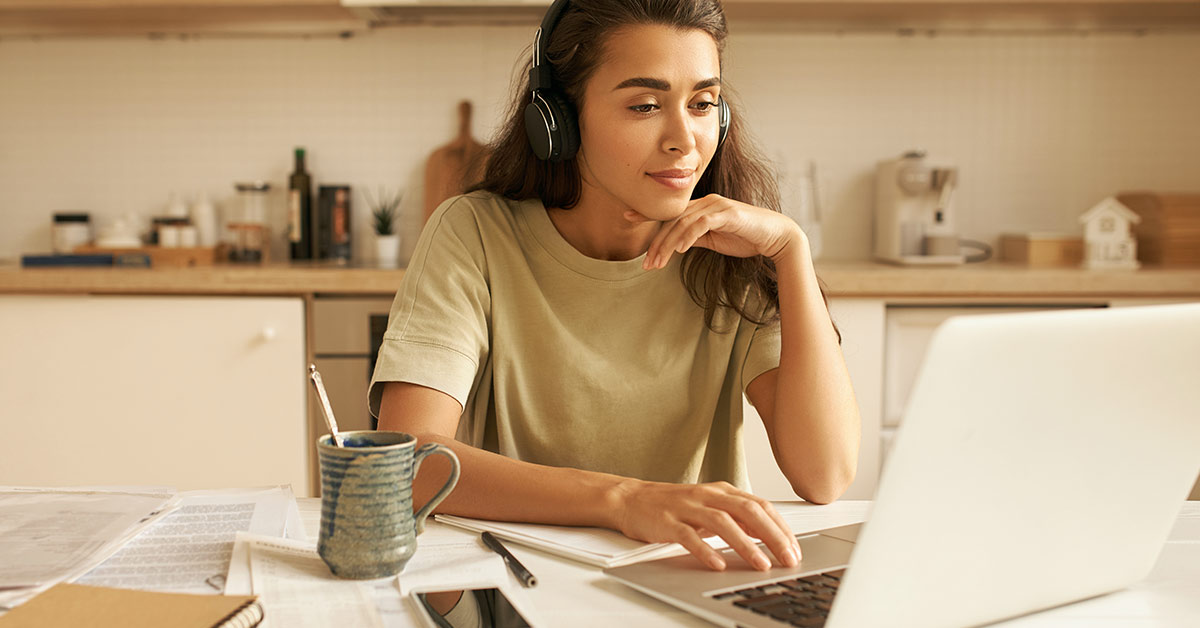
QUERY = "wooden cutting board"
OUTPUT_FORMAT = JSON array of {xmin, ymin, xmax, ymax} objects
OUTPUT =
[{"xmin": 423, "ymin": 100, "xmax": 489, "ymax": 225}]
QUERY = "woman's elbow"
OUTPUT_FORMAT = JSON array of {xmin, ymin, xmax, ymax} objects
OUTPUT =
[{"xmin": 790, "ymin": 466, "xmax": 856, "ymax": 505}]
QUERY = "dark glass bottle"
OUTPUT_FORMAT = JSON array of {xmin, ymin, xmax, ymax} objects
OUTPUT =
[{"xmin": 288, "ymin": 147, "xmax": 313, "ymax": 260}]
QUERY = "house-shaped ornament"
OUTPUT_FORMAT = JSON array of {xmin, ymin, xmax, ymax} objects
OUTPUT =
[{"xmin": 1079, "ymin": 197, "xmax": 1141, "ymax": 270}]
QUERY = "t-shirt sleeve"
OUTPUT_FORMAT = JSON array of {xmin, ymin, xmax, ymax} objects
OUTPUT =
[
  {"xmin": 740, "ymin": 286, "xmax": 782, "ymax": 405},
  {"xmin": 368, "ymin": 196, "xmax": 490, "ymax": 418},
  {"xmin": 741, "ymin": 316, "xmax": 782, "ymax": 404}
]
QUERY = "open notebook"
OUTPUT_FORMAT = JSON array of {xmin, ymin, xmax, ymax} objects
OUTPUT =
[
  {"xmin": 434, "ymin": 514, "xmax": 701, "ymax": 568},
  {"xmin": 435, "ymin": 501, "xmax": 871, "ymax": 569}
]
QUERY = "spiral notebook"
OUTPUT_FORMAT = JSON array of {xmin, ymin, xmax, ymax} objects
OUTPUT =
[{"xmin": 0, "ymin": 583, "xmax": 263, "ymax": 628}]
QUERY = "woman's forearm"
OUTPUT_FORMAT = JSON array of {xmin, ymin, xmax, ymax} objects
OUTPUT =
[
  {"xmin": 770, "ymin": 235, "xmax": 861, "ymax": 503},
  {"xmin": 375, "ymin": 369, "xmax": 801, "ymax": 570},
  {"xmin": 406, "ymin": 432, "xmax": 802, "ymax": 572},
  {"xmin": 405, "ymin": 431, "xmax": 632, "ymax": 529}
]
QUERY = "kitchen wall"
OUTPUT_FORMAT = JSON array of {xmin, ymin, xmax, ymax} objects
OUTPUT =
[{"xmin": 2, "ymin": 23, "xmax": 1198, "ymax": 264}]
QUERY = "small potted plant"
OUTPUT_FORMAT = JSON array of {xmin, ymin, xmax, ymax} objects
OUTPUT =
[{"xmin": 365, "ymin": 186, "xmax": 403, "ymax": 267}]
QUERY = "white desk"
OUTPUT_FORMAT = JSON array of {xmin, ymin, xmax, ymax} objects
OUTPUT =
[{"xmin": 298, "ymin": 499, "xmax": 1200, "ymax": 627}]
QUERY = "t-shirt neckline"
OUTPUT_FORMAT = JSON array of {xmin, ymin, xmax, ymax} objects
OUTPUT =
[{"xmin": 520, "ymin": 197, "xmax": 674, "ymax": 282}]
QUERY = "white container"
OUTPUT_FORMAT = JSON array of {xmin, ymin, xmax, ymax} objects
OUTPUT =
[
  {"xmin": 160, "ymin": 225, "xmax": 181, "ymax": 247},
  {"xmin": 190, "ymin": 192, "xmax": 218, "ymax": 247},
  {"xmin": 179, "ymin": 225, "xmax": 199, "ymax": 247}
]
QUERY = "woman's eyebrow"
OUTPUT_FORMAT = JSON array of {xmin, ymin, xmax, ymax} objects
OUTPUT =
[{"xmin": 613, "ymin": 77, "xmax": 721, "ymax": 91}]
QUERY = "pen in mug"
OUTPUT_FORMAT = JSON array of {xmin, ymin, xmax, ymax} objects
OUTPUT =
[{"xmin": 481, "ymin": 531, "xmax": 538, "ymax": 588}]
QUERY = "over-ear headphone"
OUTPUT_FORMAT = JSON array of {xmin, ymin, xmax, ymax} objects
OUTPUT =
[{"xmin": 524, "ymin": 0, "xmax": 731, "ymax": 162}]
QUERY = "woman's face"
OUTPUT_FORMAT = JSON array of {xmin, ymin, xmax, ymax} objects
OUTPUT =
[{"xmin": 575, "ymin": 24, "xmax": 722, "ymax": 222}]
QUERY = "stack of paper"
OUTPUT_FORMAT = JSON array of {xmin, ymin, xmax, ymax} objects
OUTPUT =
[
  {"xmin": 0, "ymin": 485, "xmax": 378, "ymax": 628},
  {"xmin": 0, "ymin": 486, "xmax": 178, "ymax": 610}
]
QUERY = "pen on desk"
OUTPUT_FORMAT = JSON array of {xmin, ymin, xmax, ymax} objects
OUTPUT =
[{"xmin": 481, "ymin": 531, "xmax": 537, "ymax": 588}]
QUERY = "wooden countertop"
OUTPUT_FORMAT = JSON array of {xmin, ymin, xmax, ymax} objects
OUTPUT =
[
  {"xmin": 0, "ymin": 262, "xmax": 407, "ymax": 297},
  {"xmin": 1, "ymin": 261, "xmax": 1198, "ymax": 299}
]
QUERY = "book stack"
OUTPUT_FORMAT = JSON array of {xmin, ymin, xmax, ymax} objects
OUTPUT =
[{"xmin": 1118, "ymin": 192, "xmax": 1200, "ymax": 267}]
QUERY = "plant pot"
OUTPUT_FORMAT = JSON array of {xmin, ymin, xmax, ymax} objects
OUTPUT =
[{"xmin": 374, "ymin": 234, "xmax": 401, "ymax": 268}]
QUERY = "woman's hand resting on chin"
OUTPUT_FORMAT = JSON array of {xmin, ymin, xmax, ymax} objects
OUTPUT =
[{"xmin": 627, "ymin": 194, "xmax": 807, "ymax": 270}]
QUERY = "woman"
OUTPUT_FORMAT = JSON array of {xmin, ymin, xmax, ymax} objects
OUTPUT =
[{"xmin": 370, "ymin": 0, "xmax": 860, "ymax": 574}]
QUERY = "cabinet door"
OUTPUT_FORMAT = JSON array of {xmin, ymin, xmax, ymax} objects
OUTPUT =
[{"xmin": 0, "ymin": 295, "xmax": 308, "ymax": 493}]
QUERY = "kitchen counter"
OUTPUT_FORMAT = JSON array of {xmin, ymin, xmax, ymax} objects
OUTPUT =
[{"xmin": 1, "ymin": 261, "xmax": 1199, "ymax": 298}]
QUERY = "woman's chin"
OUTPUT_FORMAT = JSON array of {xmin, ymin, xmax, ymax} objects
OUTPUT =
[{"xmin": 634, "ymin": 197, "xmax": 691, "ymax": 222}]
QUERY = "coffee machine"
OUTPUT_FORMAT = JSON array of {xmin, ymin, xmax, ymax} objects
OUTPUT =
[{"xmin": 873, "ymin": 150, "xmax": 965, "ymax": 266}]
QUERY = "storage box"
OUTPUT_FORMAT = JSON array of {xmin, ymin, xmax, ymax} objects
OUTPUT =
[
  {"xmin": 999, "ymin": 233, "xmax": 1084, "ymax": 267},
  {"xmin": 1117, "ymin": 192, "xmax": 1200, "ymax": 267}
]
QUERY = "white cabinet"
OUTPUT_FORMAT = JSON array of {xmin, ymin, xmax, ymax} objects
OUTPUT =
[{"xmin": 0, "ymin": 295, "xmax": 309, "ymax": 493}]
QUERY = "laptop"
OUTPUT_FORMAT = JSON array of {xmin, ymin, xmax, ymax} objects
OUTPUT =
[{"xmin": 605, "ymin": 303, "xmax": 1200, "ymax": 628}]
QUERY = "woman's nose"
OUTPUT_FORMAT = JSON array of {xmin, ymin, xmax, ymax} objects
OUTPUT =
[{"xmin": 660, "ymin": 107, "xmax": 697, "ymax": 154}]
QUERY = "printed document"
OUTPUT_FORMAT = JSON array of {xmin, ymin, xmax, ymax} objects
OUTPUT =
[
  {"xmin": 239, "ymin": 534, "xmax": 386, "ymax": 628},
  {"xmin": 77, "ymin": 485, "xmax": 297, "ymax": 594}
]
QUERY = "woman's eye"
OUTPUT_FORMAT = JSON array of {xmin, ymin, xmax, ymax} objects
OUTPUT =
[
  {"xmin": 693, "ymin": 101, "xmax": 717, "ymax": 111},
  {"xmin": 630, "ymin": 104, "xmax": 658, "ymax": 113}
]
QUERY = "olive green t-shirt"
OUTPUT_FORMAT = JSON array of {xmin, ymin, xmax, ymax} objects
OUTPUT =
[{"xmin": 368, "ymin": 190, "xmax": 781, "ymax": 488}]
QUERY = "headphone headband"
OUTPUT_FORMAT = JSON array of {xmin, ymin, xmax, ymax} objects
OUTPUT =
[
  {"xmin": 530, "ymin": 0, "xmax": 571, "ymax": 92},
  {"xmin": 524, "ymin": 0, "xmax": 729, "ymax": 162}
]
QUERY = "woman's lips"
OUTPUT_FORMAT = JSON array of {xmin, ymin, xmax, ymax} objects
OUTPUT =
[{"xmin": 647, "ymin": 169, "xmax": 694, "ymax": 190}]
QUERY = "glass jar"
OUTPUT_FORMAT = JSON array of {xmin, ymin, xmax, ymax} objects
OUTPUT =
[{"xmin": 230, "ymin": 182, "xmax": 271, "ymax": 263}]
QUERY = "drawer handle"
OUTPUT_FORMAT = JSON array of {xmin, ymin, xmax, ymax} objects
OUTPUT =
[{"xmin": 260, "ymin": 326, "xmax": 277, "ymax": 342}]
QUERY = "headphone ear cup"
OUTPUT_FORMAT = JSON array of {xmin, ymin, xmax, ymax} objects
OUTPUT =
[
  {"xmin": 543, "ymin": 89, "xmax": 579, "ymax": 162},
  {"xmin": 524, "ymin": 89, "xmax": 580, "ymax": 162},
  {"xmin": 524, "ymin": 94, "xmax": 554, "ymax": 161},
  {"xmin": 717, "ymin": 98, "xmax": 731, "ymax": 149}
]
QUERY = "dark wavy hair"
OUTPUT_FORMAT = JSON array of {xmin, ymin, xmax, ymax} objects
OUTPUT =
[{"xmin": 468, "ymin": 0, "xmax": 838, "ymax": 341}]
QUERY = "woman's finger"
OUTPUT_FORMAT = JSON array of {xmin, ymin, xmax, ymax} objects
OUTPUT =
[
  {"xmin": 757, "ymin": 498, "xmax": 803, "ymax": 561},
  {"xmin": 652, "ymin": 209, "xmax": 723, "ymax": 269},
  {"xmin": 670, "ymin": 522, "xmax": 727, "ymax": 571},
  {"xmin": 687, "ymin": 507, "xmax": 772, "ymax": 571},
  {"xmin": 668, "ymin": 212, "xmax": 725, "ymax": 259},
  {"xmin": 716, "ymin": 495, "xmax": 799, "ymax": 568},
  {"xmin": 643, "ymin": 197, "xmax": 721, "ymax": 268}
]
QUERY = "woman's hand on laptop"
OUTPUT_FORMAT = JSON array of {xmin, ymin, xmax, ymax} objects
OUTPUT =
[{"xmin": 612, "ymin": 479, "xmax": 802, "ymax": 571}]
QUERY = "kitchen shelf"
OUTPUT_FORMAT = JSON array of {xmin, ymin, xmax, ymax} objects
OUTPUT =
[
  {"xmin": 725, "ymin": 0, "xmax": 1200, "ymax": 32},
  {"xmin": 1, "ymin": 0, "xmax": 1198, "ymax": 36},
  {"xmin": 0, "ymin": 1, "xmax": 365, "ymax": 37}
]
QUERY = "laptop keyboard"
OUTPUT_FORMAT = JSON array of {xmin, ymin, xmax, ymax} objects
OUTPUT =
[{"xmin": 712, "ymin": 569, "xmax": 845, "ymax": 627}]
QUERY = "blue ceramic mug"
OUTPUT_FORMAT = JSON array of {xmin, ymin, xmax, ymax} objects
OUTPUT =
[{"xmin": 316, "ymin": 430, "xmax": 460, "ymax": 579}]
